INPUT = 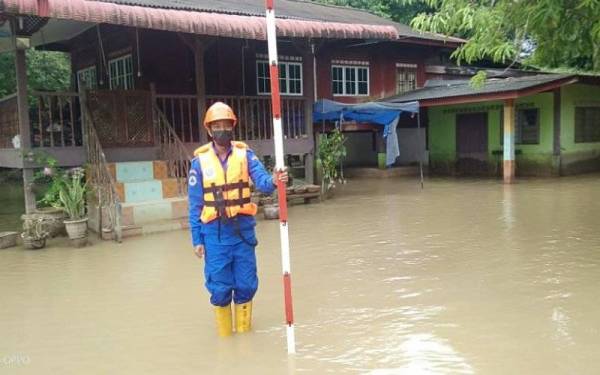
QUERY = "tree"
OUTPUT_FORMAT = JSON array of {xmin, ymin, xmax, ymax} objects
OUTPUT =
[
  {"xmin": 316, "ymin": 0, "xmax": 433, "ymax": 25},
  {"xmin": 0, "ymin": 49, "xmax": 71, "ymax": 98},
  {"xmin": 403, "ymin": 0, "xmax": 600, "ymax": 73}
]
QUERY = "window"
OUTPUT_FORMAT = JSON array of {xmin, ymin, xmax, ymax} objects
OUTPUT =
[
  {"xmin": 516, "ymin": 108, "xmax": 540, "ymax": 144},
  {"xmin": 396, "ymin": 64, "xmax": 417, "ymax": 94},
  {"xmin": 575, "ymin": 107, "xmax": 600, "ymax": 143},
  {"xmin": 331, "ymin": 65, "xmax": 369, "ymax": 96},
  {"xmin": 256, "ymin": 61, "xmax": 303, "ymax": 96},
  {"xmin": 77, "ymin": 66, "xmax": 97, "ymax": 91},
  {"xmin": 499, "ymin": 107, "xmax": 540, "ymax": 145},
  {"xmin": 108, "ymin": 54, "xmax": 134, "ymax": 90}
]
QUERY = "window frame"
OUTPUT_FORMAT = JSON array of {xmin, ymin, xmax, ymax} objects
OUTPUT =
[
  {"xmin": 256, "ymin": 60, "xmax": 303, "ymax": 96},
  {"xmin": 108, "ymin": 54, "xmax": 134, "ymax": 90},
  {"xmin": 395, "ymin": 63, "xmax": 417, "ymax": 95},
  {"xmin": 76, "ymin": 65, "xmax": 97, "ymax": 91},
  {"xmin": 574, "ymin": 106, "xmax": 600, "ymax": 143},
  {"xmin": 331, "ymin": 64, "xmax": 370, "ymax": 97},
  {"xmin": 515, "ymin": 108, "xmax": 540, "ymax": 145},
  {"xmin": 499, "ymin": 107, "xmax": 541, "ymax": 145}
]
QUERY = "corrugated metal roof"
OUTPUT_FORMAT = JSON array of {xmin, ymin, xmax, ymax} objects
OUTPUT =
[
  {"xmin": 88, "ymin": 0, "xmax": 462, "ymax": 43},
  {"xmin": 1, "ymin": 0, "xmax": 399, "ymax": 40},
  {"xmin": 386, "ymin": 74, "xmax": 577, "ymax": 103}
]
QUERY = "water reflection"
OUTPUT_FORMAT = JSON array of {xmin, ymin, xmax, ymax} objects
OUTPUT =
[{"xmin": 2, "ymin": 176, "xmax": 600, "ymax": 373}]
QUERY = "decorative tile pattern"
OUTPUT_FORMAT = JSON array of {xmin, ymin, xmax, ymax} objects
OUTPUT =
[
  {"xmin": 171, "ymin": 199, "xmax": 189, "ymax": 219},
  {"xmin": 115, "ymin": 161, "xmax": 154, "ymax": 182},
  {"xmin": 124, "ymin": 180, "xmax": 163, "ymax": 203},
  {"xmin": 153, "ymin": 160, "xmax": 168, "ymax": 180},
  {"xmin": 161, "ymin": 178, "xmax": 179, "ymax": 199}
]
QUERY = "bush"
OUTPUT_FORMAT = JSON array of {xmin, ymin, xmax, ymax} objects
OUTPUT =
[{"xmin": 317, "ymin": 128, "xmax": 346, "ymax": 190}]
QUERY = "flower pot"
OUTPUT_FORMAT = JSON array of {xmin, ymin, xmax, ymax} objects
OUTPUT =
[
  {"xmin": 0, "ymin": 231, "xmax": 18, "ymax": 249},
  {"xmin": 21, "ymin": 233, "xmax": 46, "ymax": 250},
  {"xmin": 35, "ymin": 207, "xmax": 66, "ymax": 237},
  {"xmin": 261, "ymin": 197, "xmax": 274, "ymax": 206},
  {"xmin": 263, "ymin": 204, "xmax": 279, "ymax": 220},
  {"xmin": 250, "ymin": 193, "xmax": 261, "ymax": 205},
  {"xmin": 64, "ymin": 217, "xmax": 88, "ymax": 240},
  {"xmin": 70, "ymin": 237, "xmax": 88, "ymax": 248}
]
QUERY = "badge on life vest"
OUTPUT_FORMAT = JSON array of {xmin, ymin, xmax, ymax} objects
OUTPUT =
[
  {"xmin": 188, "ymin": 175, "xmax": 197, "ymax": 186},
  {"xmin": 204, "ymin": 167, "xmax": 216, "ymax": 179}
]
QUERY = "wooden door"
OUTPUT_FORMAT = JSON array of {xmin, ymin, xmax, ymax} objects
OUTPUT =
[{"xmin": 456, "ymin": 112, "xmax": 489, "ymax": 175}]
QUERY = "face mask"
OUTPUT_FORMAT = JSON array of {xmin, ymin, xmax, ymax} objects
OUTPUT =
[{"xmin": 212, "ymin": 130, "xmax": 233, "ymax": 147}]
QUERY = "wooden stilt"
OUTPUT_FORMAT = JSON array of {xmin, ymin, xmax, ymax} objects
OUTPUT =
[{"xmin": 13, "ymin": 21, "xmax": 36, "ymax": 213}]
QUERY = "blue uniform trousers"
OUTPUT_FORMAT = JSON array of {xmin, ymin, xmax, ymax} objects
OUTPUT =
[{"xmin": 204, "ymin": 238, "xmax": 258, "ymax": 307}]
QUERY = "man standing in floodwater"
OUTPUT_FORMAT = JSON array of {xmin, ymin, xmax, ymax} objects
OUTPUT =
[{"xmin": 188, "ymin": 101, "xmax": 288, "ymax": 337}]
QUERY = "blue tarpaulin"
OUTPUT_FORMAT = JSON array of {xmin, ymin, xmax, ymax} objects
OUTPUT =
[{"xmin": 313, "ymin": 99, "xmax": 420, "ymax": 166}]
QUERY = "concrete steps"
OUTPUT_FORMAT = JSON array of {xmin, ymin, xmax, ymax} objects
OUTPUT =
[
  {"xmin": 90, "ymin": 160, "xmax": 189, "ymax": 239},
  {"xmin": 120, "ymin": 197, "xmax": 188, "ymax": 226},
  {"xmin": 121, "ymin": 218, "xmax": 190, "ymax": 238}
]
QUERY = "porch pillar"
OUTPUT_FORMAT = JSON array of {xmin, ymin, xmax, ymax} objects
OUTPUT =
[
  {"xmin": 376, "ymin": 132, "xmax": 387, "ymax": 169},
  {"xmin": 302, "ymin": 40, "xmax": 316, "ymax": 183},
  {"xmin": 193, "ymin": 39, "xmax": 208, "ymax": 144},
  {"xmin": 503, "ymin": 99, "xmax": 516, "ymax": 183},
  {"xmin": 13, "ymin": 22, "xmax": 36, "ymax": 213},
  {"xmin": 552, "ymin": 88, "xmax": 561, "ymax": 175}
]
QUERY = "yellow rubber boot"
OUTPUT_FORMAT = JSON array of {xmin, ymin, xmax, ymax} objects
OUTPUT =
[
  {"xmin": 214, "ymin": 304, "xmax": 233, "ymax": 337},
  {"xmin": 235, "ymin": 301, "xmax": 253, "ymax": 333}
]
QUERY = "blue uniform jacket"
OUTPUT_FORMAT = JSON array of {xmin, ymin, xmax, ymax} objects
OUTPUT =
[{"xmin": 188, "ymin": 145, "xmax": 276, "ymax": 247}]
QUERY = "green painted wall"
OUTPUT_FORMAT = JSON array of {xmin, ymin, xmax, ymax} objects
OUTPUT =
[
  {"xmin": 428, "ymin": 92, "xmax": 556, "ymax": 175},
  {"xmin": 560, "ymin": 84, "xmax": 600, "ymax": 174}
]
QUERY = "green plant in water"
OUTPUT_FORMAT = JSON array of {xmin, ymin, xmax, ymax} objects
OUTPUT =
[
  {"xmin": 317, "ymin": 128, "xmax": 346, "ymax": 191},
  {"xmin": 53, "ymin": 168, "xmax": 87, "ymax": 220},
  {"xmin": 35, "ymin": 158, "xmax": 64, "ymax": 208},
  {"xmin": 28, "ymin": 151, "xmax": 66, "ymax": 208}
]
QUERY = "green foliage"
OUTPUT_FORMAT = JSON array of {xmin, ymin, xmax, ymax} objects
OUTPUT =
[
  {"xmin": 317, "ymin": 128, "xmax": 347, "ymax": 189},
  {"xmin": 0, "ymin": 49, "xmax": 71, "ymax": 99},
  {"xmin": 36, "ymin": 161, "xmax": 63, "ymax": 208},
  {"xmin": 316, "ymin": 0, "xmax": 600, "ymax": 75},
  {"xmin": 403, "ymin": 0, "xmax": 600, "ymax": 72},
  {"xmin": 470, "ymin": 70, "xmax": 488, "ymax": 89},
  {"xmin": 29, "ymin": 151, "xmax": 63, "ymax": 208},
  {"xmin": 315, "ymin": 0, "xmax": 433, "ymax": 24},
  {"xmin": 54, "ymin": 168, "xmax": 87, "ymax": 220}
]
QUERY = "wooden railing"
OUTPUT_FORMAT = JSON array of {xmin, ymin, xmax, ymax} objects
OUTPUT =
[
  {"xmin": 155, "ymin": 94, "xmax": 200, "ymax": 143},
  {"xmin": 30, "ymin": 91, "xmax": 83, "ymax": 148},
  {"xmin": 155, "ymin": 94, "xmax": 307, "ymax": 143},
  {"xmin": 153, "ymin": 105, "xmax": 192, "ymax": 196},
  {"xmin": 86, "ymin": 90, "xmax": 153, "ymax": 147},
  {"xmin": 83, "ymin": 98, "xmax": 122, "ymax": 242},
  {"xmin": 0, "ymin": 94, "xmax": 18, "ymax": 148},
  {"xmin": 207, "ymin": 95, "xmax": 307, "ymax": 141}
]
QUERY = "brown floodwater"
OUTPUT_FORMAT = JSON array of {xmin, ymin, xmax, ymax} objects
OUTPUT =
[
  {"xmin": 2, "ymin": 176, "xmax": 600, "ymax": 374},
  {"xmin": 0, "ymin": 181, "xmax": 24, "ymax": 232}
]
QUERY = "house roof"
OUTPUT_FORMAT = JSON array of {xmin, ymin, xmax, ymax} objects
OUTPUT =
[
  {"xmin": 385, "ymin": 74, "xmax": 581, "ymax": 106},
  {"xmin": 90, "ymin": 0, "xmax": 462, "ymax": 43},
  {"xmin": 0, "ymin": 0, "xmax": 463, "ymax": 44}
]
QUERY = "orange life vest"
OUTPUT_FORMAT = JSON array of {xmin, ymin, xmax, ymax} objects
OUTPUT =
[{"xmin": 194, "ymin": 141, "xmax": 257, "ymax": 224}]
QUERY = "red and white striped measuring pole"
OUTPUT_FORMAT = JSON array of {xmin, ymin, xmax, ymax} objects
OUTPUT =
[{"xmin": 265, "ymin": 0, "xmax": 296, "ymax": 355}]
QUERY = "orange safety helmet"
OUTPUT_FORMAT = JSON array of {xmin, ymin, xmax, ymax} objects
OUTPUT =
[{"xmin": 203, "ymin": 102, "xmax": 237, "ymax": 129}]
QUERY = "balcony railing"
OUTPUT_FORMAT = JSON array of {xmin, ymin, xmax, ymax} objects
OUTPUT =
[
  {"xmin": 30, "ymin": 91, "xmax": 83, "ymax": 148},
  {"xmin": 156, "ymin": 94, "xmax": 307, "ymax": 143}
]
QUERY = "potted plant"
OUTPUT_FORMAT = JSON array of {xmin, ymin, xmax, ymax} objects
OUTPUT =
[
  {"xmin": 31, "ymin": 153, "xmax": 66, "ymax": 237},
  {"xmin": 21, "ymin": 214, "xmax": 50, "ymax": 250},
  {"xmin": 263, "ymin": 196, "xmax": 280, "ymax": 220},
  {"xmin": 54, "ymin": 168, "xmax": 88, "ymax": 247}
]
